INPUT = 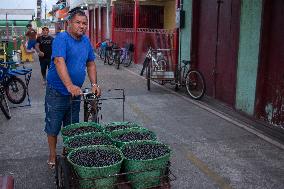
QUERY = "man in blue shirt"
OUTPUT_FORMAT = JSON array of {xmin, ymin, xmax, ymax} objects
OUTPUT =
[{"xmin": 45, "ymin": 9, "xmax": 101, "ymax": 168}]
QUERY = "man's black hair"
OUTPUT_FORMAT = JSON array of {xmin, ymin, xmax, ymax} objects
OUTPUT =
[
  {"xmin": 68, "ymin": 7, "xmax": 86, "ymax": 20},
  {"xmin": 26, "ymin": 23, "xmax": 32, "ymax": 28}
]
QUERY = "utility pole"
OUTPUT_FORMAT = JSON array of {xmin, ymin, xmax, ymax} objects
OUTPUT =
[{"xmin": 44, "ymin": 0, "xmax": 47, "ymax": 21}]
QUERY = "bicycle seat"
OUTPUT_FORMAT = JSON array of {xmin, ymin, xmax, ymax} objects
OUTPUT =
[{"xmin": 182, "ymin": 60, "xmax": 190, "ymax": 65}]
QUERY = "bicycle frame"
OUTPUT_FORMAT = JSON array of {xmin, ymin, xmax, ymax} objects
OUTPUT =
[{"xmin": 175, "ymin": 60, "xmax": 191, "ymax": 86}]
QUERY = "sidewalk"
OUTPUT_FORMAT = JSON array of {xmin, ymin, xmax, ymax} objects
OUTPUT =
[
  {"xmin": 128, "ymin": 63, "xmax": 284, "ymax": 149},
  {"xmin": 0, "ymin": 58, "xmax": 283, "ymax": 189}
]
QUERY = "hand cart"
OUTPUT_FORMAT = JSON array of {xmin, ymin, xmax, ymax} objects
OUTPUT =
[{"xmin": 55, "ymin": 88, "xmax": 176, "ymax": 189}]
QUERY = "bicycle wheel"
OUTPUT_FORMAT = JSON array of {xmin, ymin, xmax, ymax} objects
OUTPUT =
[
  {"xmin": 5, "ymin": 77, "xmax": 27, "ymax": 104},
  {"xmin": 147, "ymin": 64, "xmax": 151, "ymax": 91},
  {"xmin": 99, "ymin": 48, "xmax": 104, "ymax": 60},
  {"xmin": 123, "ymin": 51, "xmax": 133, "ymax": 67},
  {"xmin": 115, "ymin": 54, "xmax": 121, "ymax": 70},
  {"xmin": 55, "ymin": 156, "xmax": 71, "ymax": 189},
  {"xmin": 108, "ymin": 50, "xmax": 114, "ymax": 65},
  {"xmin": 0, "ymin": 90, "xmax": 11, "ymax": 119},
  {"xmin": 185, "ymin": 70, "xmax": 206, "ymax": 100}
]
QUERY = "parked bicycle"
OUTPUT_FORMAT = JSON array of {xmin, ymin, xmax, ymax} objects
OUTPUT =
[
  {"xmin": 0, "ymin": 85, "xmax": 11, "ymax": 119},
  {"xmin": 119, "ymin": 43, "xmax": 134, "ymax": 67},
  {"xmin": 175, "ymin": 60, "xmax": 206, "ymax": 100},
  {"xmin": 97, "ymin": 39, "xmax": 113, "ymax": 65}
]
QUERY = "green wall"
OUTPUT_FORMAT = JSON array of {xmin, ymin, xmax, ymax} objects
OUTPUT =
[
  {"xmin": 179, "ymin": 0, "xmax": 192, "ymax": 63},
  {"xmin": 236, "ymin": 0, "xmax": 262, "ymax": 115}
]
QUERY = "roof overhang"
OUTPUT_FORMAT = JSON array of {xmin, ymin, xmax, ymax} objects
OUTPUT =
[{"xmin": 0, "ymin": 9, "xmax": 34, "ymax": 20}]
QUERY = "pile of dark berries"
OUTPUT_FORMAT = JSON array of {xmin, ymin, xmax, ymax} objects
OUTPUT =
[
  {"xmin": 67, "ymin": 136, "xmax": 113, "ymax": 149},
  {"xmin": 122, "ymin": 144, "xmax": 170, "ymax": 160},
  {"xmin": 105, "ymin": 124, "xmax": 135, "ymax": 132},
  {"xmin": 70, "ymin": 149, "xmax": 122, "ymax": 167},
  {"xmin": 113, "ymin": 131, "xmax": 154, "ymax": 142},
  {"xmin": 62, "ymin": 126, "xmax": 101, "ymax": 137}
]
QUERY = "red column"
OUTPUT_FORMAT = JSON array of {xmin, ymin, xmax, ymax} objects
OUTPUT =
[
  {"xmin": 134, "ymin": 0, "xmax": 139, "ymax": 64},
  {"xmin": 111, "ymin": 5, "xmax": 115, "ymax": 41}
]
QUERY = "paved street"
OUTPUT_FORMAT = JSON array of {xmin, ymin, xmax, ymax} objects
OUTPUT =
[{"xmin": 0, "ymin": 57, "xmax": 284, "ymax": 189}]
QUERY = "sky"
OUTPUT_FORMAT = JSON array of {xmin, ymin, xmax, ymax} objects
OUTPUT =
[{"xmin": 0, "ymin": 0, "xmax": 58, "ymax": 19}]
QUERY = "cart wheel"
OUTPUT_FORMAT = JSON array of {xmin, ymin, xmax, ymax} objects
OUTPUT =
[
  {"xmin": 55, "ymin": 156, "xmax": 71, "ymax": 189},
  {"xmin": 147, "ymin": 65, "xmax": 151, "ymax": 91}
]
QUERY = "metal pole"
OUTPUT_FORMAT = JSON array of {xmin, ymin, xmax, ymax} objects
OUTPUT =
[{"xmin": 6, "ymin": 13, "xmax": 9, "ymax": 42}]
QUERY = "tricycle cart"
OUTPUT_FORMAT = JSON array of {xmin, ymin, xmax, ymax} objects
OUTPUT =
[
  {"xmin": 141, "ymin": 47, "xmax": 206, "ymax": 100},
  {"xmin": 143, "ymin": 48, "xmax": 175, "ymax": 91}
]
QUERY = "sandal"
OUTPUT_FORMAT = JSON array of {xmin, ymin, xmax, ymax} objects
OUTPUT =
[{"xmin": 47, "ymin": 160, "xmax": 56, "ymax": 169}]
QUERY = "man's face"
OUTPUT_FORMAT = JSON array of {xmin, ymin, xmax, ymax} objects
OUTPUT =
[
  {"xmin": 27, "ymin": 26, "xmax": 32, "ymax": 31},
  {"xmin": 42, "ymin": 28, "xmax": 49, "ymax": 36},
  {"xmin": 68, "ymin": 14, "xmax": 88, "ymax": 38}
]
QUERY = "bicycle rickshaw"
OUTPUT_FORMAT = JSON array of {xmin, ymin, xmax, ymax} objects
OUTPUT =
[
  {"xmin": 141, "ymin": 47, "xmax": 206, "ymax": 100},
  {"xmin": 55, "ymin": 88, "xmax": 176, "ymax": 189}
]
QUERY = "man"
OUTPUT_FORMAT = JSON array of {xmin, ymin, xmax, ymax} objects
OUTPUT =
[
  {"xmin": 35, "ymin": 26, "xmax": 53, "ymax": 85},
  {"xmin": 25, "ymin": 24, "xmax": 37, "ymax": 52},
  {"xmin": 45, "ymin": 9, "xmax": 101, "ymax": 168}
]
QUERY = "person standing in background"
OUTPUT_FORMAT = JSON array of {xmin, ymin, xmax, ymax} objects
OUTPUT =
[{"xmin": 35, "ymin": 26, "xmax": 54, "ymax": 85}]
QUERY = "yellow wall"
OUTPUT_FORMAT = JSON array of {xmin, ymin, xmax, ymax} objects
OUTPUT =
[
  {"xmin": 163, "ymin": 1, "xmax": 176, "ymax": 29},
  {"xmin": 139, "ymin": 0, "xmax": 176, "ymax": 29}
]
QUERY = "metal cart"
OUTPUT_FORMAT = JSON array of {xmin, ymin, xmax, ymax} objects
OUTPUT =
[{"xmin": 55, "ymin": 89, "xmax": 176, "ymax": 189}]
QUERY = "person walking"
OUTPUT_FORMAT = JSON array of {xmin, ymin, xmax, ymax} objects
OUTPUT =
[
  {"xmin": 44, "ymin": 9, "xmax": 101, "ymax": 168},
  {"xmin": 25, "ymin": 24, "xmax": 37, "ymax": 52},
  {"xmin": 35, "ymin": 26, "xmax": 53, "ymax": 85}
]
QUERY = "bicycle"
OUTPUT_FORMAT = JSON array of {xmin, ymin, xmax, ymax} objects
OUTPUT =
[
  {"xmin": 98, "ymin": 39, "xmax": 113, "ymax": 65},
  {"xmin": 175, "ymin": 60, "xmax": 206, "ymax": 100},
  {"xmin": 0, "ymin": 61, "xmax": 29, "ymax": 104},
  {"xmin": 0, "ymin": 85, "xmax": 11, "ymax": 119},
  {"xmin": 120, "ymin": 43, "xmax": 134, "ymax": 67}
]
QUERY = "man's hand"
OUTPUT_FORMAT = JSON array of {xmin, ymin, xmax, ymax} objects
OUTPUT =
[
  {"xmin": 38, "ymin": 51, "xmax": 44, "ymax": 57},
  {"xmin": 67, "ymin": 84, "xmax": 82, "ymax": 97},
  {"xmin": 92, "ymin": 85, "xmax": 101, "ymax": 96}
]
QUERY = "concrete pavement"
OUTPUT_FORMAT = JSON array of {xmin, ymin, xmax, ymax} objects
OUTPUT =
[{"xmin": 0, "ymin": 57, "xmax": 283, "ymax": 189}]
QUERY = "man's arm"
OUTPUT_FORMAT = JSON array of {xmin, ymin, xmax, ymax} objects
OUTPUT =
[
  {"xmin": 87, "ymin": 61, "xmax": 101, "ymax": 96},
  {"xmin": 54, "ymin": 57, "xmax": 81, "ymax": 96},
  {"xmin": 35, "ymin": 43, "xmax": 44, "ymax": 57}
]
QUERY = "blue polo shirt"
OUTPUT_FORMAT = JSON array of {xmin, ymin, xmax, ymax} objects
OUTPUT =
[{"xmin": 47, "ymin": 32, "xmax": 95, "ymax": 95}]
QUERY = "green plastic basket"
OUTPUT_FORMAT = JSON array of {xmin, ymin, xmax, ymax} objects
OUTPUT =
[
  {"xmin": 61, "ymin": 122, "xmax": 103, "ymax": 143},
  {"xmin": 103, "ymin": 121, "xmax": 142, "ymax": 133},
  {"xmin": 64, "ymin": 132, "xmax": 113, "ymax": 153},
  {"xmin": 121, "ymin": 141, "xmax": 171, "ymax": 189},
  {"xmin": 110, "ymin": 128, "xmax": 156, "ymax": 148},
  {"xmin": 67, "ymin": 145, "xmax": 123, "ymax": 189}
]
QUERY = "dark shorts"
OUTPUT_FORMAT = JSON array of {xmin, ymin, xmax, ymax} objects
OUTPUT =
[{"xmin": 44, "ymin": 85, "xmax": 81, "ymax": 136}]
